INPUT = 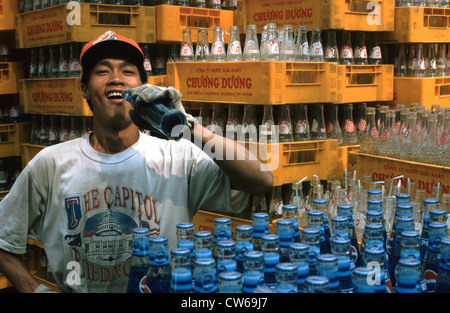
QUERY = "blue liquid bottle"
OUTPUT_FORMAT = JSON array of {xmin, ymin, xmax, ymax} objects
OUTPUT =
[
  {"xmin": 316, "ymin": 254, "xmax": 340, "ymax": 293},
  {"xmin": 170, "ymin": 248, "xmax": 193, "ymax": 293},
  {"xmin": 301, "ymin": 227, "xmax": 321, "ymax": 275},
  {"xmin": 307, "ymin": 210, "xmax": 330, "ymax": 254},
  {"xmin": 235, "ymin": 224, "xmax": 254, "ymax": 274},
  {"xmin": 126, "ymin": 228, "xmax": 151, "ymax": 293},
  {"xmin": 304, "ymin": 276, "xmax": 330, "ymax": 293},
  {"xmin": 352, "ymin": 267, "xmax": 376, "ymax": 293},
  {"xmin": 193, "ymin": 258, "xmax": 218, "ymax": 293},
  {"xmin": 362, "ymin": 223, "xmax": 385, "ymax": 253},
  {"xmin": 252, "ymin": 212, "xmax": 270, "ymax": 251},
  {"xmin": 436, "ymin": 237, "xmax": 450, "ymax": 293},
  {"xmin": 367, "ymin": 189, "xmax": 383, "ymax": 200},
  {"xmin": 218, "ymin": 271, "xmax": 243, "ymax": 293},
  {"xmin": 390, "ymin": 215, "xmax": 415, "ymax": 287},
  {"xmin": 420, "ymin": 198, "xmax": 440, "ymax": 261},
  {"xmin": 216, "ymin": 240, "xmax": 237, "ymax": 274},
  {"xmin": 337, "ymin": 204, "xmax": 361, "ymax": 267},
  {"xmin": 331, "ymin": 215, "xmax": 351, "ymax": 239},
  {"xmin": 146, "ymin": 236, "xmax": 171, "ymax": 293},
  {"xmin": 282, "ymin": 204, "xmax": 301, "ymax": 243},
  {"xmin": 176, "ymin": 223, "xmax": 195, "ymax": 269},
  {"xmin": 243, "ymin": 250, "xmax": 265, "ymax": 293},
  {"xmin": 362, "ymin": 246, "xmax": 391, "ymax": 293},
  {"xmin": 396, "ymin": 258, "xmax": 425, "ymax": 293},
  {"xmin": 275, "ymin": 262, "xmax": 298, "ymax": 293},
  {"xmin": 194, "ymin": 231, "xmax": 213, "ymax": 260},
  {"xmin": 423, "ymin": 222, "xmax": 448, "ymax": 292},
  {"xmin": 330, "ymin": 236, "xmax": 354, "ymax": 293},
  {"xmin": 261, "ymin": 234, "xmax": 280, "ymax": 289},
  {"xmin": 400, "ymin": 230, "xmax": 421, "ymax": 260},
  {"xmin": 213, "ymin": 217, "xmax": 232, "ymax": 257},
  {"xmin": 276, "ymin": 219, "xmax": 294, "ymax": 262},
  {"xmin": 288, "ymin": 243, "xmax": 309, "ymax": 293},
  {"xmin": 312, "ymin": 199, "xmax": 332, "ymax": 253},
  {"xmin": 365, "ymin": 209, "xmax": 387, "ymax": 249}
]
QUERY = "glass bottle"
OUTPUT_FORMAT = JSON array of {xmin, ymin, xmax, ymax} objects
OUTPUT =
[
  {"xmin": 261, "ymin": 23, "xmax": 279, "ymax": 61},
  {"xmin": 304, "ymin": 275, "xmax": 330, "ymax": 293},
  {"xmin": 355, "ymin": 103, "xmax": 367, "ymax": 142},
  {"xmin": 243, "ymin": 25, "xmax": 260, "ymax": 61},
  {"xmin": 420, "ymin": 113, "xmax": 443, "ymax": 164},
  {"xmin": 268, "ymin": 186, "xmax": 283, "ymax": 223},
  {"xmin": 31, "ymin": 114, "xmax": 41, "ymax": 144},
  {"xmin": 400, "ymin": 111, "xmax": 419, "ymax": 161},
  {"xmin": 324, "ymin": 104, "xmax": 343, "ymax": 146},
  {"xmin": 179, "ymin": 29, "xmax": 194, "ymax": 62},
  {"xmin": 354, "ymin": 32, "xmax": 368, "ymax": 65},
  {"xmin": 277, "ymin": 104, "xmax": 293, "ymax": 142},
  {"xmin": 423, "ymin": 222, "xmax": 448, "ymax": 292},
  {"xmin": 316, "ymin": 254, "xmax": 340, "ymax": 293},
  {"xmin": 39, "ymin": 115, "xmax": 50, "ymax": 146},
  {"xmin": 275, "ymin": 262, "xmax": 298, "ymax": 293},
  {"xmin": 225, "ymin": 104, "xmax": 241, "ymax": 141},
  {"xmin": 360, "ymin": 107, "xmax": 379, "ymax": 154},
  {"xmin": 176, "ymin": 223, "xmax": 195, "ymax": 267},
  {"xmin": 167, "ymin": 44, "xmax": 179, "ymax": 63},
  {"xmin": 361, "ymin": 223, "xmax": 385, "ymax": 254},
  {"xmin": 396, "ymin": 44, "xmax": 407, "ymax": 77},
  {"xmin": 426, "ymin": 43, "xmax": 438, "ymax": 77},
  {"xmin": 331, "ymin": 215, "xmax": 351, "ymax": 240},
  {"xmin": 340, "ymin": 31, "xmax": 354, "ymax": 64},
  {"xmin": 48, "ymin": 115, "xmax": 60, "ymax": 146},
  {"xmin": 216, "ymin": 240, "xmax": 237, "ymax": 274},
  {"xmin": 260, "ymin": 105, "xmax": 277, "ymax": 143},
  {"xmin": 308, "ymin": 208, "xmax": 331, "ymax": 254},
  {"xmin": 400, "ymin": 230, "xmax": 421, "ymax": 260},
  {"xmin": 210, "ymin": 27, "xmax": 226, "ymax": 62},
  {"xmin": 436, "ymin": 237, "xmax": 450, "ymax": 293},
  {"xmin": 396, "ymin": 258, "xmax": 426, "ymax": 293},
  {"xmin": 361, "ymin": 246, "xmax": 391, "ymax": 293},
  {"xmin": 325, "ymin": 30, "xmax": 339, "ymax": 63},
  {"xmin": 235, "ymin": 225, "xmax": 253, "ymax": 274},
  {"xmin": 280, "ymin": 25, "xmax": 295, "ymax": 61},
  {"xmin": 406, "ymin": 44, "xmax": 417, "ymax": 77},
  {"xmin": 252, "ymin": 212, "xmax": 269, "ymax": 251},
  {"xmin": 146, "ymin": 236, "xmax": 171, "ymax": 293},
  {"xmin": 261, "ymin": 234, "xmax": 280, "ymax": 288},
  {"xmin": 352, "ymin": 267, "xmax": 376, "ymax": 293},
  {"xmin": 242, "ymin": 104, "xmax": 258, "ymax": 142},
  {"xmin": 292, "ymin": 103, "xmax": 310, "ymax": 141},
  {"xmin": 170, "ymin": 247, "xmax": 193, "ymax": 293},
  {"xmin": 194, "ymin": 231, "xmax": 213, "ymax": 260},
  {"xmin": 69, "ymin": 42, "xmax": 82, "ymax": 77},
  {"xmin": 309, "ymin": 27, "xmax": 324, "ymax": 62},
  {"xmin": 58, "ymin": 44, "xmax": 69, "ymax": 78},
  {"xmin": 213, "ymin": 217, "xmax": 232, "ymax": 256},
  {"xmin": 190, "ymin": 0, "xmax": 206, "ymax": 8},
  {"xmin": 138, "ymin": 44, "xmax": 152, "ymax": 77},
  {"xmin": 47, "ymin": 46, "xmax": 59, "ymax": 78},
  {"xmin": 330, "ymin": 236, "xmax": 354, "ymax": 293},
  {"xmin": 288, "ymin": 243, "xmax": 309, "ymax": 293},
  {"xmin": 126, "ymin": 228, "xmax": 151, "ymax": 293},
  {"xmin": 195, "ymin": 28, "xmax": 210, "ymax": 62},
  {"xmin": 37, "ymin": 47, "xmax": 48, "ymax": 79},
  {"xmin": 294, "ymin": 26, "xmax": 309, "ymax": 61},
  {"xmin": 207, "ymin": 0, "xmax": 221, "ymax": 9},
  {"xmin": 415, "ymin": 43, "xmax": 427, "ymax": 77},
  {"xmin": 227, "ymin": 26, "xmax": 243, "ymax": 61},
  {"xmin": 242, "ymin": 251, "xmax": 265, "ymax": 293},
  {"xmin": 437, "ymin": 43, "xmax": 447, "ymax": 77},
  {"xmin": 58, "ymin": 116, "xmax": 69, "ymax": 143},
  {"xmin": 282, "ymin": 204, "xmax": 301, "ymax": 243},
  {"xmin": 301, "ymin": 227, "xmax": 321, "ymax": 275},
  {"xmin": 420, "ymin": 198, "xmax": 440, "ymax": 261},
  {"xmin": 276, "ymin": 219, "xmax": 294, "ymax": 262},
  {"xmin": 379, "ymin": 109, "xmax": 400, "ymax": 158},
  {"xmin": 68, "ymin": 116, "xmax": 80, "ymax": 140},
  {"xmin": 309, "ymin": 103, "xmax": 326, "ymax": 140},
  {"xmin": 341, "ymin": 103, "xmax": 358, "ymax": 145},
  {"xmin": 369, "ymin": 33, "xmax": 383, "ymax": 64},
  {"xmin": 193, "ymin": 258, "xmax": 218, "ymax": 293},
  {"xmin": 337, "ymin": 204, "xmax": 361, "ymax": 267}
]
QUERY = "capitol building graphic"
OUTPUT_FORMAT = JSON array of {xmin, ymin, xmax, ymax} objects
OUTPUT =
[{"xmin": 82, "ymin": 206, "xmax": 135, "ymax": 264}]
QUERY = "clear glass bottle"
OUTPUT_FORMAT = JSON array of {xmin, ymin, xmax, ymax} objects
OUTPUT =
[
  {"xmin": 308, "ymin": 208, "xmax": 331, "ymax": 254},
  {"xmin": 193, "ymin": 258, "xmax": 218, "ymax": 293},
  {"xmin": 68, "ymin": 116, "xmax": 80, "ymax": 140},
  {"xmin": 280, "ymin": 25, "xmax": 295, "ymax": 61},
  {"xmin": 59, "ymin": 116, "xmax": 69, "ymax": 143},
  {"xmin": 400, "ymin": 111, "xmax": 419, "ymax": 161},
  {"xmin": 242, "ymin": 250, "xmax": 265, "ymax": 293},
  {"xmin": 407, "ymin": 44, "xmax": 418, "ymax": 77},
  {"xmin": 427, "ymin": 43, "xmax": 438, "ymax": 77},
  {"xmin": 213, "ymin": 217, "xmax": 232, "ymax": 254},
  {"xmin": 235, "ymin": 225, "xmax": 254, "ymax": 274},
  {"xmin": 261, "ymin": 234, "xmax": 280, "ymax": 288},
  {"xmin": 325, "ymin": 30, "xmax": 339, "ymax": 63},
  {"xmin": 378, "ymin": 109, "xmax": 400, "ymax": 158},
  {"xmin": 39, "ymin": 115, "xmax": 50, "ymax": 146},
  {"xmin": 146, "ymin": 236, "xmax": 171, "ymax": 293},
  {"xmin": 47, "ymin": 46, "xmax": 59, "ymax": 78},
  {"xmin": 227, "ymin": 26, "xmax": 243, "ymax": 61},
  {"xmin": 341, "ymin": 103, "xmax": 358, "ymax": 145},
  {"xmin": 190, "ymin": 0, "xmax": 206, "ymax": 8},
  {"xmin": 242, "ymin": 104, "xmax": 258, "ymax": 142},
  {"xmin": 309, "ymin": 103, "xmax": 326, "ymax": 140},
  {"xmin": 277, "ymin": 104, "xmax": 293, "ymax": 142},
  {"xmin": 288, "ymin": 243, "xmax": 310, "ymax": 293},
  {"xmin": 360, "ymin": 107, "xmax": 379, "ymax": 154},
  {"xmin": 301, "ymin": 227, "xmax": 321, "ymax": 275},
  {"xmin": 38, "ymin": 47, "xmax": 48, "ymax": 79},
  {"xmin": 275, "ymin": 262, "xmax": 298, "ymax": 293},
  {"xmin": 261, "ymin": 23, "xmax": 279, "ymax": 61},
  {"xmin": 195, "ymin": 28, "xmax": 210, "ymax": 62},
  {"xmin": 354, "ymin": 32, "xmax": 368, "ymax": 65},
  {"xmin": 415, "ymin": 43, "xmax": 427, "ymax": 77},
  {"xmin": 48, "ymin": 115, "xmax": 59, "ymax": 146},
  {"xmin": 420, "ymin": 113, "xmax": 443, "ymax": 164},
  {"xmin": 396, "ymin": 44, "xmax": 407, "ymax": 77},
  {"xmin": 337, "ymin": 204, "xmax": 361, "ymax": 267},
  {"xmin": 176, "ymin": 223, "xmax": 195, "ymax": 266},
  {"xmin": 69, "ymin": 42, "xmax": 82, "ymax": 77},
  {"xmin": 292, "ymin": 103, "xmax": 310, "ymax": 142},
  {"xmin": 369, "ymin": 33, "xmax": 383, "ymax": 64},
  {"xmin": 340, "ymin": 31, "xmax": 354, "ymax": 65},
  {"xmin": 207, "ymin": 0, "xmax": 221, "ymax": 9},
  {"xmin": 226, "ymin": 103, "xmax": 242, "ymax": 141},
  {"xmin": 324, "ymin": 104, "xmax": 343, "ymax": 146},
  {"xmin": 179, "ymin": 29, "xmax": 194, "ymax": 62},
  {"xmin": 294, "ymin": 26, "xmax": 310, "ymax": 61},
  {"xmin": 126, "ymin": 228, "xmax": 150, "ymax": 293},
  {"xmin": 309, "ymin": 27, "xmax": 324, "ymax": 62},
  {"xmin": 170, "ymin": 247, "xmax": 193, "ymax": 293},
  {"xmin": 243, "ymin": 25, "xmax": 260, "ymax": 61},
  {"xmin": 282, "ymin": 204, "xmax": 301, "ymax": 243},
  {"xmin": 260, "ymin": 105, "xmax": 277, "ymax": 143}
]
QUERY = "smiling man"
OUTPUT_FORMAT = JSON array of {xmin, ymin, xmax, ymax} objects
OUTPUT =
[{"xmin": 0, "ymin": 31, "xmax": 273, "ymax": 293}]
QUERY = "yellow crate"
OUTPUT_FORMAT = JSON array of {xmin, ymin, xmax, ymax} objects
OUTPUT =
[
  {"xmin": 15, "ymin": 3, "xmax": 156, "ymax": 48},
  {"xmin": 0, "ymin": 122, "xmax": 32, "ymax": 158},
  {"xmin": 155, "ymin": 4, "xmax": 234, "ymax": 43},
  {"xmin": 333, "ymin": 64, "xmax": 394, "ymax": 104},
  {"xmin": 382, "ymin": 7, "xmax": 450, "ymax": 43},
  {"xmin": 236, "ymin": 0, "xmax": 394, "ymax": 33},
  {"xmin": 393, "ymin": 77, "xmax": 450, "ymax": 110},
  {"xmin": 147, "ymin": 74, "xmax": 167, "ymax": 87},
  {"xmin": 348, "ymin": 150, "xmax": 450, "ymax": 197},
  {"xmin": 337, "ymin": 144, "xmax": 360, "ymax": 179},
  {"xmin": 167, "ymin": 61, "xmax": 337, "ymax": 105},
  {"xmin": 241, "ymin": 140, "xmax": 338, "ymax": 186},
  {"xmin": 0, "ymin": 62, "xmax": 25, "ymax": 95},
  {"xmin": 21, "ymin": 143, "xmax": 44, "ymax": 168},
  {"xmin": 0, "ymin": 0, "xmax": 19, "ymax": 31}
]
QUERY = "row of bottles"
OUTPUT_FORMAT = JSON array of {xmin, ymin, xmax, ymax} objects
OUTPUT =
[
  {"xmin": 20, "ymin": 0, "xmax": 236, "ymax": 12},
  {"xmin": 0, "ymin": 95, "xmax": 21, "ymax": 124},
  {"xmin": 395, "ymin": 0, "xmax": 450, "ymax": 7},
  {"xmin": 360, "ymin": 103, "xmax": 449, "ymax": 166},
  {"xmin": 179, "ymin": 24, "xmax": 384, "ymax": 64},
  {"xmin": 394, "ymin": 43, "xmax": 450, "ymax": 78},
  {"xmin": 0, "ymin": 157, "xmax": 22, "ymax": 191},
  {"xmin": 30, "ymin": 114, "xmax": 92, "ymax": 146},
  {"xmin": 126, "ymin": 190, "xmax": 450, "ymax": 293}
]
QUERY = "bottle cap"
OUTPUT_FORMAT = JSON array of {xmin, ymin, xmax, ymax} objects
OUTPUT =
[
  {"xmin": 275, "ymin": 262, "xmax": 298, "ymax": 273},
  {"xmin": 282, "ymin": 204, "xmax": 298, "ymax": 211},
  {"xmin": 176, "ymin": 223, "xmax": 194, "ymax": 230}
]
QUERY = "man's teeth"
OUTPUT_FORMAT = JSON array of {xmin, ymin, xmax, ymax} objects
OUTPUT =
[{"xmin": 107, "ymin": 92, "xmax": 123, "ymax": 99}]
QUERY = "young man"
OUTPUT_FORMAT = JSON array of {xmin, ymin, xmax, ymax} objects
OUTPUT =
[{"xmin": 0, "ymin": 31, "xmax": 273, "ymax": 293}]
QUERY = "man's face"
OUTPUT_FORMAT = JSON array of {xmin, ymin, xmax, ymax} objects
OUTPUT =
[{"xmin": 82, "ymin": 58, "xmax": 142, "ymax": 129}]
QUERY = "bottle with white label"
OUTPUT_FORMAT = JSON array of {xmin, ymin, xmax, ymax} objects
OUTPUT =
[
  {"xmin": 211, "ymin": 27, "xmax": 226, "ymax": 62},
  {"xmin": 426, "ymin": 43, "xmax": 438, "ymax": 77},
  {"xmin": 354, "ymin": 32, "xmax": 368, "ymax": 65},
  {"xmin": 309, "ymin": 27, "xmax": 324, "ymax": 62},
  {"xmin": 292, "ymin": 103, "xmax": 310, "ymax": 142},
  {"xmin": 280, "ymin": 25, "xmax": 295, "ymax": 61},
  {"xmin": 227, "ymin": 26, "xmax": 243, "ymax": 61},
  {"xmin": 277, "ymin": 105, "xmax": 293, "ymax": 142},
  {"xmin": 415, "ymin": 43, "xmax": 427, "ymax": 77},
  {"xmin": 141, "ymin": 44, "xmax": 153, "ymax": 76},
  {"xmin": 58, "ymin": 44, "xmax": 69, "ymax": 78},
  {"xmin": 260, "ymin": 105, "xmax": 277, "ymax": 143},
  {"xmin": 310, "ymin": 103, "xmax": 326, "ymax": 140},
  {"xmin": 261, "ymin": 23, "xmax": 279, "ymax": 61},
  {"xmin": 243, "ymin": 25, "xmax": 260, "ymax": 61},
  {"xmin": 195, "ymin": 28, "xmax": 210, "ymax": 62},
  {"xmin": 340, "ymin": 31, "xmax": 354, "ymax": 65},
  {"xmin": 179, "ymin": 29, "xmax": 194, "ymax": 62},
  {"xmin": 325, "ymin": 30, "xmax": 339, "ymax": 63},
  {"xmin": 294, "ymin": 26, "xmax": 310, "ymax": 61},
  {"xmin": 437, "ymin": 43, "xmax": 447, "ymax": 77},
  {"xmin": 69, "ymin": 43, "xmax": 82, "ymax": 77},
  {"xmin": 368, "ymin": 33, "xmax": 383, "ymax": 65}
]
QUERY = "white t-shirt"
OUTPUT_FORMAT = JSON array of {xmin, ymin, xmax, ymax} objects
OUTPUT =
[{"xmin": 0, "ymin": 132, "xmax": 233, "ymax": 293}]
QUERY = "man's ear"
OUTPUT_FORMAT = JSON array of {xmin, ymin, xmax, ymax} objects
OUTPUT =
[{"xmin": 81, "ymin": 83, "xmax": 90, "ymax": 100}]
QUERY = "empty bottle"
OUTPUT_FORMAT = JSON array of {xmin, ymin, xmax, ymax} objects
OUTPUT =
[
  {"xmin": 294, "ymin": 26, "xmax": 309, "ymax": 61},
  {"xmin": 243, "ymin": 250, "xmax": 265, "ymax": 293},
  {"xmin": 330, "ymin": 236, "xmax": 354, "ymax": 292},
  {"xmin": 427, "ymin": 43, "xmax": 438, "ymax": 77},
  {"xmin": 354, "ymin": 32, "xmax": 368, "ymax": 65},
  {"xmin": 437, "ymin": 43, "xmax": 447, "ymax": 77},
  {"xmin": 292, "ymin": 103, "xmax": 310, "ymax": 141},
  {"xmin": 207, "ymin": 0, "xmax": 221, "ymax": 9},
  {"xmin": 396, "ymin": 44, "xmax": 408, "ymax": 77},
  {"xmin": 227, "ymin": 26, "xmax": 243, "ymax": 61},
  {"xmin": 325, "ymin": 30, "xmax": 339, "ymax": 62},
  {"xmin": 277, "ymin": 104, "xmax": 293, "ymax": 142},
  {"xmin": 275, "ymin": 262, "xmax": 298, "ymax": 293},
  {"xmin": 309, "ymin": 27, "xmax": 324, "ymax": 62},
  {"xmin": 415, "ymin": 43, "xmax": 427, "ymax": 77},
  {"xmin": 126, "ymin": 228, "xmax": 151, "ymax": 293},
  {"xmin": 309, "ymin": 103, "xmax": 326, "ymax": 140},
  {"xmin": 261, "ymin": 23, "xmax": 279, "ymax": 61},
  {"xmin": 58, "ymin": 44, "xmax": 69, "ymax": 78},
  {"xmin": 179, "ymin": 29, "xmax": 194, "ymax": 62},
  {"xmin": 146, "ymin": 236, "xmax": 171, "ymax": 293},
  {"xmin": 47, "ymin": 46, "xmax": 59, "ymax": 78},
  {"xmin": 340, "ymin": 31, "xmax": 354, "ymax": 64},
  {"xmin": 193, "ymin": 258, "xmax": 218, "ymax": 293},
  {"xmin": 324, "ymin": 104, "xmax": 343, "ymax": 145},
  {"xmin": 39, "ymin": 115, "xmax": 50, "ymax": 146},
  {"xmin": 69, "ymin": 43, "xmax": 82, "ymax": 77},
  {"xmin": 341, "ymin": 103, "xmax": 358, "ymax": 145},
  {"xmin": 191, "ymin": 0, "xmax": 206, "ymax": 8},
  {"xmin": 260, "ymin": 105, "xmax": 277, "ymax": 143},
  {"xmin": 242, "ymin": 104, "xmax": 258, "ymax": 142},
  {"xmin": 195, "ymin": 28, "xmax": 210, "ymax": 62},
  {"xmin": 59, "ymin": 116, "xmax": 70, "ymax": 143},
  {"xmin": 378, "ymin": 109, "xmax": 400, "ymax": 158},
  {"xmin": 243, "ymin": 25, "xmax": 260, "ymax": 61},
  {"xmin": 280, "ymin": 25, "xmax": 295, "ymax": 61},
  {"xmin": 170, "ymin": 247, "xmax": 193, "ymax": 293},
  {"xmin": 38, "ymin": 47, "xmax": 48, "ymax": 79},
  {"xmin": 288, "ymin": 243, "xmax": 309, "ymax": 292},
  {"xmin": 210, "ymin": 27, "xmax": 226, "ymax": 61},
  {"xmin": 48, "ymin": 115, "xmax": 60, "ymax": 146}
]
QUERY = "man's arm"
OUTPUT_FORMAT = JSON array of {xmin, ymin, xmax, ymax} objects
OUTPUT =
[
  {"xmin": 0, "ymin": 248, "xmax": 40, "ymax": 293},
  {"xmin": 190, "ymin": 123, "xmax": 273, "ymax": 195}
]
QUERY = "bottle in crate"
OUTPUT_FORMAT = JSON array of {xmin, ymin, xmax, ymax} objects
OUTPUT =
[
  {"xmin": 126, "ymin": 228, "xmax": 151, "ymax": 293},
  {"xmin": 235, "ymin": 224, "xmax": 253, "ymax": 274},
  {"xmin": 292, "ymin": 103, "xmax": 310, "ymax": 142},
  {"xmin": 330, "ymin": 236, "xmax": 354, "ymax": 293},
  {"xmin": 47, "ymin": 46, "xmax": 59, "ymax": 78},
  {"xmin": 227, "ymin": 26, "xmax": 243, "ymax": 62},
  {"xmin": 211, "ymin": 27, "xmax": 226, "ymax": 62},
  {"xmin": 301, "ymin": 227, "xmax": 321, "ymax": 275},
  {"xmin": 294, "ymin": 26, "xmax": 310, "ymax": 61},
  {"xmin": 369, "ymin": 33, "xmax": 383, "ymax": 65},
  {"xmin": 261, "ymin": 234, "xmax": 280, "ymax": 289},
  {"xmin": 309, "ymin": 103, "xmax": 326, "ymax": 140},
  {"xmin": 423, "ymin": 222, "xmax": 448, "ymax": 293},
  {"xmin": 288, "ymin": 243, "xmax": 309, "ymax": 293},
  {"xmin": 309, "ymin": 27, "xmax": 324, "ymax": 62},
  {"xmin": 280, "ymin": 25, "xmax": 295, "ymax": 61},
  {"xmin": 260, "ymin": 105, "xmax": 277, "ymax": 144},
  {"xmin": 277, "ymin": 104, "xmax": 293, "ymax": 143},
  {"xmin": 179, "ymin": 29, "xmax": 194, "ymax": 62},
  {"xmin": 276, "ymin": 219, "xmax": 294, "ymax": 262},
  {"xmin": 427, "ymin": 43, "xmax": 438, "ymax": 77},
  {"xmin": 216, "ymin": 240, "xmax": 237, "ymax": 273},
  {"xmin": 242, "ymin": 104, "xmax": 258, "ymax": 142},
  {"xmin": 69, "ymin": 43, "xmax": 82, "ymax": 77},
  {"xmin": 195, "ymin": 28, "xmax": 210, "ymax": 62},
  {"xmin": 194, "ymin": 231, "xmax": 213, "ymax": 260},
  {"xmin": 170, "ymin": 247, "xmax": 193, "ymax": 293},
  {"xmin": 242, "ymin": 250, "xmax": 265, "ymax": 293},
  {"xmin": 360, "ymin": 107, "xmax": 379, "ymax": 154},
  {"xmin": 324, "ymin": 104, "xmax": 342, "ymax": 146},
  {"xmin": 207, "ymin": 0, "xmax": 221, "ymax": 9},
  {"xmin": 325, "ymin": 30, "xmax": 339, "ymax": 63},
  {"xmin": 58, "ymin": 44, "xmax": 70, "ymax": 78},
  {"xmin": 340, "ymin": 31, "xmax": 354, "ymax": 65},
  {"xmin": 146, "ymin": 236, "xmax": 171, "ymax": 293},
  {"xmin": 243, "ymin": 25, "xmax": 260, "ymax": 61},
  {"xmin": 282, "ymin": 204, "xmax": 301, "ymax": 243},
  {"xmin": 354, "ymin": 32, "xmax": 368, "ymax": 65},
  {"xmin": 226, "ymin": 104, "xmax": 241, "ymax": 141},
  {"xmin": 261, "ymin": 23, "xmax": 279, "ymax": 61},
  {"xmin": 141, "ymin": 44, "xmax": 153, "ymax": 76},
  {"xmin": 337, "ymin": 204, "xmax": 361, "ymax": 267}
]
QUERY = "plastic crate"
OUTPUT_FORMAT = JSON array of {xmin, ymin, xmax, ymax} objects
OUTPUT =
[
  {"xmin": 155, "ymin": 4, "xmax": 234, "ymax": 43},
  {"xmin": 333, "ymin": 64, "xmax": 394, "ymax": 104},
  {"xmin": 0, "ymin": 122, "xmax": 32, "ymax": 158},
  {"xmin": 393, "ymin": 77, "xmax": 450, "ymax": 109},
  {"xmin": 0, "ymin": 62, "xmax": 24, "ymax": 95},
  {"xmin": 242, "ymin": 139, "xmax": 338, "ymax": 186},
  {"xmin": 348, "ymin": 150, "xmax": 450, "ymax": 197},
  {"xmin": 21, "ymin": 143, "xmax": 44, "ymax": 168},
  {"xmin": 236, "ymin": 0, "xmax": 394, "ymax": 33},
  {"xmin": 382, "ymin": 7, "xmax": 450, "ymax": 43},
  {"xmin": 0, "ymin": 0, "xmax": 19, "ymax": 31},
  {"xmin": 15, "ymin": 3, "xmax": 156, "ymax": 48},
  {"xmin": 147, "ymin": 74, "xmax": 167, "ymax": 87},
  {"xmin": 166, "ymin": 61, "xmax": 337, "ymax": 105}
]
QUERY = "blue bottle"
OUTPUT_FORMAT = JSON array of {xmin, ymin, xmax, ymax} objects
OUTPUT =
[
  {"xmin": 276, "ymin": 219, "xmax": 294, "ymax": 262},
  {"xmin": 362, "ymin": 246, "xmax": 391, "ymax": 293},
  {"xmin": 252, "ymin": 212, "xmax": 270, "ymax": 251},
  {"xmin": 396, "ymin": 193, "xmax": 411, "ymax": 205},
  {"xmin": 307, "ymin": 210, "xmax": 330, "ymax": 254},
  {"xmin": 275, "ymin": 262, "xmax": 298, "ymax": 293},
  {"xmin": 330, "ymin": 236, "xmax": 354, "ymax": 293},
  {"xmin": 146, "ymin": 236, "xmax": 171, "ymax": 293},
  {"xmin": 367, "ymin": 198, "xmax": 384, "ymax": 211},
  {"xmin": 352, "ymin": 267, "xmax": 376, "ymax": 293},
  {"xmin": 304, "ymin": 275, "xmax": 330, "ymax": 293},
  {"xmin": 400, "ymin": 230, "xmax": 421, "ymax": 260},
  {"xmin": 243, "ymin": 250, "xmax": 265, "ymax": 293},
  {"xmin": 390, "ymin": 216, "xmax": 415, "ymax": 287},
  {"xmin": 396, "ymin": 258, "xmax": 425, "ymax": 293},
  {"xmin": 361, "ymin": 223, "xmax": 385, "ymax": 254},
  {"xmin": 193, "ymin": 231, "xmax": 213, "ymax": 260},
  {"xmin": 218, "ymin": 271, "xmax": 243, "ymax": 293},
  {"xmin": 337, "ymin": 204, "xmax": 361, "ymax": 267},
  {"xmin": 301, "ymin": 227, "xmax": 321, "ymax": 275},
  {"xmin": 429, "ymin": 209, "xmax": 448, "ymax": 223},
  {"xmin": 170, "ymin": 248, "xmax": 193, "ymax": 293},
  {"xmin": 420, "ymin": 198, "xmax": 440, "ymax": 261},
  {"xmin": 365, "ymin": 209, "xmax": 387, "ymax": 249},
  {"xmin": 436, "ymin": 237, "xmax": 450, "ymax": 293},
  {"xmin": 331, "ymin": 215, "xmax": 351, "ymax": 240},
  {"xmin": 288, "ymin": 243, "xmax": 309, "ymax": 293},
  {"xmin": 176, "ymin": 223, "xmax": 195, "ymax": 268},
  {"xmin": 316, "ymin": 254, "xmax": 340, "ymax": 293},
  {"xmin": 261, "ymin": 234, "xmax": 280, "ymax": 289},
  {"xmin": 235, "ymin": 224, "xmax": 254, "ymax": 274},
  {"xmin": 216, "ymin": 240, "xmax": 237, "ymax": 274},
  {"xmin": 282, "ymin": 204, "xmax": 301, "ymax": 243},
  {"xmin": 126, "ymin": 228, "xmax": 151, "ymax": 293},
  {"xmin": 213, "ymin": 217, "xmax": 232, "ymax": 257},
  {"xmin": 367, "ymin": 189, "xmax": 383, "ymax": 200},
  {"xmin": 423, "ymin": 222, "xmax": 448, "ymax": 292},
  {"xmin": 193, "ymin": 258, "xmax": 218, "ymax": 293},
  {"xmin": 312, "ymin": 199, "xmax": 332, "ymax": 253}
]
